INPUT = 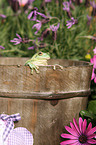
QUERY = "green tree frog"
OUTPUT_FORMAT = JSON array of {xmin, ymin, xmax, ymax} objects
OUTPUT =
[{"xmin": 25, "ymin": 51, "xmax": 63, "ymax": 74}]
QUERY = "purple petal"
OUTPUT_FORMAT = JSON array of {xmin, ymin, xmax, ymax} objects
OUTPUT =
[
  {"xmin": 61, "ymin": 133, "xmax": 78, "ymax": 139},
  {"xmin": 45, "ymin": 0, "xmax": 52, "ymax": 2},
  {"xmin": 90, "ymin": 58, "xmax": 94, "ymax": 63},
  {"xmin": 0, "ymin": 14, "xmax": 6, "ymax": 18},
  {"xmin": 16, "ymin": 33, "xmax": 22, "ymax": 39},
  {"xmin": 28, "ymin": 11, "xmax": 34, "ymax": 19},
  {"xmin": 94, "ymin": 77, "xmax": 96, "ymax": 83},
  {"xmin": 14, "ymin": 42, "xmax": 21, "ymax": 45},
  {"xmin": 65, "ymin": 125, "xmax": 79, "ymax": 137},
  {"xmin": 10, "ymin": 40, "xmax": 21, "ymax": 45},
  {"xmin": 10, "ymin": 40, "xmax": 17, "ymax": 43},
  {"xmin": 32, "ymin": 22, "xmax": 40, "ymax": 29},
  {"xmin": 50, "ymin": 23, "xmax": 60, "ymax": 31},
  {"xmin": 93, "ymin": 47, "xmax": 96, "ymax": 54},
  {"xmin": 28, "ymin": 46, "xmax": 34, "ymax": 50},
  {"xmin": 66, "ymin": 23, "xmax": 72, "ymax": 29},
  {"xmin": 83, "ymin": 143, "xmax": 90, "ymax": 145},
  {"xmin": 82, "ymin": 119, "xmax": 87, "ymax": 134},
  {"xmin": 70, "ymin": 122, "xmax": 79, "ymax": 136},
  {"xmin": 60, "ymin": 139, "xmax": 78, "ymax": 145},
  {"xmin": 37, "ymin": 12, "xmax": 47, "ymax": 18},
  {"xmin": 34, "ymin": 30, "xmax": 38, "ymax": 35},
  {"xmin": 36, "ymin": 20, "xmax": 41, "ymax": 23},
  {"xmin": 0, "ymin": 45, "xmax": 5, "ymax": 49},
  {"xmin": 87, "ymin": 138, "xmax": 96, "ymax": 144},
  {"xmin": 85, "ymin": 122, "xmax": 92, "ymax": 134},
  {"xmin": 31, "ymin": 16, "xmax": 37, "ymax": 21},
  {"xmin": 86, "ymin": 126, "xmax": 96, "ymax": 136},
  {"xmin": 87, "ymin": 15, "xmax": 92, "ymax": 21},
  {"xmin": 90, "ymin": 1, "xmax": 96, "ymax": 8},
  {"xmin": 11, "ymin": 38, "xmax": 20, "ymax": 41},
  {"xmin": 50, "ymin": 25, "xmax": 54, "ymax": 31},
  {"xmin": 87, "ymin": 134, "xmax": 96, "ymax": 139},
  {"xmin": 73, "ymin": 118, "xmax": 81, "ymax": 135},
  {"xmin": 79, "ymin": 117, "xmax": 83, "ymax": 133},
  {"xmin": 32, "ymin": 22, "xmax": 42, "ymax": 34},
  {"xmin": 93, "ymin": 56, "xmax": 96, "ymax": 67},
  {"xmin": 91, "ymin": 72, "xmax": 95, "ymax": 80}
]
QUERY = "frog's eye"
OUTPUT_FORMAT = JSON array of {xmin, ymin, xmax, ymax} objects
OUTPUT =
[{"xmin": 38, "ymin": 52, "xmax": 43, "ymax": 55}]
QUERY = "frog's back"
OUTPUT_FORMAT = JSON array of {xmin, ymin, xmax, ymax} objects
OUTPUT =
[{"xmin": 30, "ymin": 59, "xmax": 48, "ymax": 66}]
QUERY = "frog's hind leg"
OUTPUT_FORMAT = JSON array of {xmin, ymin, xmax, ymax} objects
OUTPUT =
[
  {"xmin": 53, "ymin": 64, "xmax": 63, "ymax": 70},
  {"xmin": 46, "ymin": 64, "xmax": 63, "ymax": 70}
]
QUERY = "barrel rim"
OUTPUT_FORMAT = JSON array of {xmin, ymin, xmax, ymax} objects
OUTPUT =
[
  {"xmin": 0, "ymin": 57, "xmax": 93, "ymax": 67},
  {"xmin": 0, "ymin": 89, "xmax": 91, "ymax": 100}
]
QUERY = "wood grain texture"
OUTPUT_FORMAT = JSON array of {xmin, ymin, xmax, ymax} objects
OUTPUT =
[
  {"xmin": 0, "ymin": 57, "xmax": 93, "ymax": 99},
  {"xmin": 0, "ymin": 97, "xmax": 88, "ymax": 145},
  {"xmin": 0, "ymin": 57, "xmax": 93, "ymax": 145}
]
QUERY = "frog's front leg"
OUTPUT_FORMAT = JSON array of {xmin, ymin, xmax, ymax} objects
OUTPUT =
[{"xmin": 25, "ymin": 63, "xmax": 39, "ymax": 74}]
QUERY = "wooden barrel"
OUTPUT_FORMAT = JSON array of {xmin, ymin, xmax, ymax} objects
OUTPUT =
[{"xmin": 0, "ymin": 57, "xmax": 93, "ymax": 145}]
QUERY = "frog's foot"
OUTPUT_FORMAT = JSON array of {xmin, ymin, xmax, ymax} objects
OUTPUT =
[
  {"xmin": 52, "ymin": 64, "xmax": 63, "ymax": 70},
  {"xmin": 31, "ymin": 66, "xmax": 39, "ymax": 75},
  {"xmin": 25, "ymin": 62, "xmax": 40, "ymax": 75}
]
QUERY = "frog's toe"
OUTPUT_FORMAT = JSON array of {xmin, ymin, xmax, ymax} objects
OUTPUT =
[
  {"xmin": 35, "ymin": 68, "xmax": 39, "ymax": 74},
  {"xmin": 31, "ymin": 67, "xmax": 40, "ymax": 74},
  {"xmin": 36, "ymin": 70, "xmax": 39, "ymax": 74},
  {"xmin": 53, "ymin": 65, "xmax": 56, "ymax": 70},
  {"xmin": 31, "ymin": 70, "xmax": 33, "ymax": 75},
  {"xmin": 59, "ymin": 65, "xmax": 63, "ymax": 70}
]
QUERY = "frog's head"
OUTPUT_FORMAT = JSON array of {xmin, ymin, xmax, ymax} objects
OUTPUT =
[{"xmin": 33, "ymin": 52, "xmax": 50, "ymax": 60}]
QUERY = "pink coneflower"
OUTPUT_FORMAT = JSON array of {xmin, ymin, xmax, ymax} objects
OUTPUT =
[
  {"xmin": 90, "ymin": 47, "xmax": 96, "ymax": 83},
  {"xmin": 60, "ymin": 117, "xmax": 96, "ymax": 145}
]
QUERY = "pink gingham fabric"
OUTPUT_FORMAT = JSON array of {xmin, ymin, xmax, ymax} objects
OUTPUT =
[{"xmin": 0, "ymin": 113, "xmax": 33, "ymax": 145}]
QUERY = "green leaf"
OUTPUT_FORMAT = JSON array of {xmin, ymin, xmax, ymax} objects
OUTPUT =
[
  {"xmin": 80, "ymin": 110, "xmax": 94, "ymax": 119},
  {"xmin": 88, "ymin": 100, "xmax": 96, "ymax": 115}
]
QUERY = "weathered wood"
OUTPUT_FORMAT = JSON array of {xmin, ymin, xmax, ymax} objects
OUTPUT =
[
  {"xmin": 0, "ymin": 97, "xmax": 88, "ymax": 145},
  {"xmin": 0, "ymin": 57, "xmax": 93, "ymax": 99},
  {"xmin": 0, "ymin": 57, "xmax": 93, "ymax": 145}
]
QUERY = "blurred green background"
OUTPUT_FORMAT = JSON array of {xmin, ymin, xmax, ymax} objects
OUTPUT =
[{"xmin": 0, "ymin": 0, "xmax": 96, "ymax": 59}]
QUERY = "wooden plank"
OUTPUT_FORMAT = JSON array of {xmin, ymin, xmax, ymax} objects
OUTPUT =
[
  {"xmin": 0, "ymin": 58, "xmax": 93, "ymax": 99},
  {"xmin": 0, "ymin": 96, "xmax": 88, "ymax": 145},
  {"xmin": 0, "ymin": 57, "xmax": 93, "ymax": 145}
]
